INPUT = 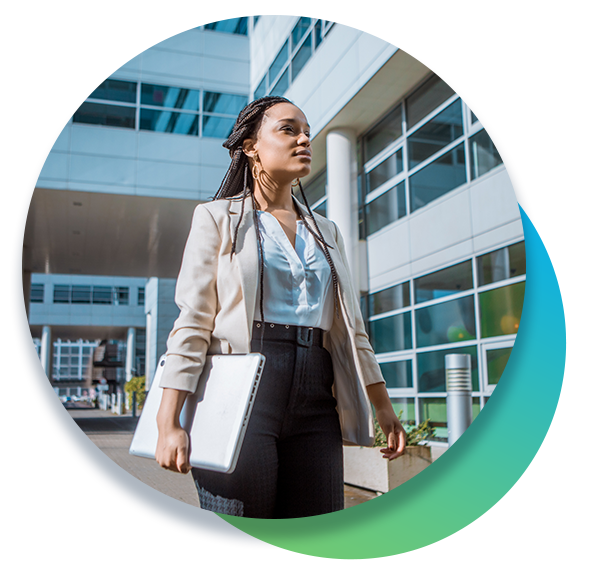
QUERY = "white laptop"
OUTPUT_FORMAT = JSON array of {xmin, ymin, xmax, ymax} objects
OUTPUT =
[{"xmin": 129, "ymin": 353, "xmax": 265, "ymax": 474}]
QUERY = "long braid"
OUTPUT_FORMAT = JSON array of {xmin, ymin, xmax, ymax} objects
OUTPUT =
[{"xmin": 295, "ymin": 182, "xmax": 341, "ymax": 318}]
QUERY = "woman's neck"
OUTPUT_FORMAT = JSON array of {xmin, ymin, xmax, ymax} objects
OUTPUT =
[{"xmin": 252, "ymin": 181, "xmax": 295, "ymax": 213}]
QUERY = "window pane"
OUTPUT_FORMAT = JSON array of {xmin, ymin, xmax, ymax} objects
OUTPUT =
[
  {"xmin": 138, "ymin": 287, "xmax": 145, "ymax": 306},
  {"xmin": 291, "ymin": 17, "xmax": 312, "ymax": 47},
  {"xmin": 416, "ymin": 295, "xmax": 476, "ymax": 348},
  {"xmin": 366, "ymin": 148, "xmax": 403, "ymax": 193},
  {"xmin": 417, "ymin": 345, "xmax": 479, "ymax": 393},
  {"xmin": 313, "ymin": 200, "xmax": 327, "ymax": 217},
  {"xmin": 487, "ymin": 347, "xmax": 513, "ymax": 385},
  {"xmin": 272, "ymin": 68, "xmax": 289, "ymax": 96},
  {"xmin": 301, "ymin": 168, "xmax": 326, "ymax": 206},
  {"xmin": 381, "ymin": 360, "xmax": 413, "ymax": 389},
  {"xmin": 479, "ymin": 282, "xmax": 525, "ymax": 338},
  {"xmin": 291, "ymin": 34, "xmax": 312, "ymax": 82},
  {"xmin": 464, "ymin": 16, "xmax": 511, "ymax": 83},
  {"xmin": 314, "ymin": 20, "xmax": 323, "ymax": 49},
  {"xmin": 369, "ymin": 312, "xmax": 412, "ymax": 354},
  {"xmin": 406, "ymin": 75, "xmax": 455, "ymax": 129},
  {"xmin": 369, "ymin": 282, "xmax": 410, "ymax": 316},
  {"xmin": 73, "ymin": 103, "xmax": 135, "ymax": 129},
  {"xmin": 470, "ymin": 128, "xmax": 503, "ymax": 179},
  {"xmin": 140, "ymin": 109, "xmax": 198, "ymax": 135},
  {"xmin": 202, "ymin": 115, "xmax": 236, "ymax": 139},
  {"xmin": 470, "ymin": 67, "xmax": 512, "ymax": 122},
  {"xmin": 408, "ymin": 99, "xmax": 463, "ymax": 169},
  {"xmin": 419, "ymin": 398, "xmax": 447, "ymax": 441},
  {"xmin": 32, "ymin": 100, "xmax": 65, "ymax": 120},
  {"xmin": 30, "ymin": 284, "xmax": 44, "ymax": 303},
  {"xmin": 89, "ymin": 79, "xmax": 137, "ymax": 103},
  {"xmin": 477, "ymin": 242, "xmax": 526, "ymax": 286},
  {"xmin": 269, "ymin": 41, "xmax": 288, "ymax": 86},
  {"xmin": 471, "ymin": 110, "xmax": 478, "ymax": 124},
  {"xmin": 204, "ymin": 17, "xmax": 248, "ymax": 35},
  {"xmin": 143, "ymin": 15, "xmax": 200, "ymax": 28},
  {"xmin": 141, "ymin": 84, "xmax": 199, "ymax": 111},
  {"xmin": 33, "ymin": 69, "xmax": 72, "ymax": 95},
  {"xmin": 364, "ymin": 105, "xmax": 402, "ymax": 162},
  {"xmin": 391, "ymin": 398, "xmax": 416, "ymax": 424},
  {"xmin": 53, "ymin": 285, "xmax": 70, "ymax": 304},
  {"xmin": 365, "ymin": 181, "xmax": 406, "ymax": 236},
  {"xmin": 72, "ymin": 286, "xmax": 91, "ymax": 304},
  {"xmin": 115, "ymin": 287, "xmax": 129, "ymax": 305},
  {"xmin": 203, "ymin": 92, "xmax": 247, "ymax": 115},
  {"xmin": 92, "ymin": 286, "xmax": 112, "ymax": 304},
  {"xmin": 415, "ymin": 260, "xmax": 473, "ymax": 303},
  {"xmin": 409, "ymin": 143, "xmax": 466, "ymax": 212},
  {"xmin": 254, "ymin": 78, "xmax": 266, "ymax": 100}
]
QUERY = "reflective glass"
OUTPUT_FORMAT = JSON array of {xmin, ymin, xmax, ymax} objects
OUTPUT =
[
  {"xmin": 418, "ymin": 398, "xmax": 447, "ymax": 441},
  {"xmin": 408, "ymin": 99, "xmax": 463, "ymax": 169},
  {"xmin": 365, "ymin": 181, "xmax": 406, "ymax": 236},
  {"xmin": 301, "ymin": 168, "xmax": 326, "ymax": 206},
  {"xmin": 366, "ymin": 148, "xmax": 403, "ymax": 193},
  {"xmin": 30, "ymin": 284, "xmax": 44, "ymax": 303},
  {"xmin": 269, "ymin": 41, "xmax": 288, "ymax": 86},
  {"xmin": 416, "ymin": 295, "xmax": 476, "ymax": 347},
  {"xmin": 32, "ymin": 99, "xmax": 65, "ymax": 120},
  {"xmin": 381, "ymin": 360, "xmax": 413, "ymax": 389},
  {"xmin": 470, "ymin": 128, "xmax": 503, "ymax": 179},
  {"xmin": 487, "ymin": 347, "xmax": 513, "ymax": 385},
  {"xmin": 464, "ymin": 16, "xmax": 511, "ymax": 83},
  {"xmin": 92, "ymin": 286, "xmax": 112, "ymax": 304},
  {"xmin": 203, "ymin": 92, "xmax": 247, "ymax": 115},
  {"xmin": 369, "ymin": 282, "xmax": 410, "ymax": 316},
  {"xmin": 138, "ymin": 287, "xmax": 145, "ymax": 306},
  {"xmin": 313, "ymin": 200, "xmax": 327, "ymax": 217},
  {"xmin": 406, "ymin": 75, "xmax": 455, "ymax": 129},
  {"xmin": 33, "ymin": 69, "xmax": 72, "ymax": 95},
  {"xmin": 479, "ymin": 282, "xmax": 525, "ymax": 338},
  {"xmin": 272, "ymin": 69, "xmax": 289, "ymax": 96},
  {"xmin": 291, "ymin": 17, "xmax": 312, "ymax": 46},
  {"xmin": 143, "ymin": 15, "xmax": 200, "ymax": 28},
  {"xmin": 409, "ymin": 143, "xmax": 466, "ymax": 212},
  {"xmin": 204, "ymin": 17, "xmax": 248, "ymax": 35},
  {"xmin": 72, "ymin": 286, "xmax": 91, "ymax": 304},
  {"xmin": 140, "ymin": 109, "xmax": 198, "ymax": 135},
  {"xmin": 314, "ymin": 20, "xmax": 323, "ymax": 49},
  {"xmin": 415, "ymin": 260, "xmax": 473, "ymax": 303},
  {"xmin": 115, "ymin": 287, "xmax": 129, "ymax": 305},
  {"xmin": 73, "ymin": 103, "xmax": 136, "ymax": 129},
  {"xmin": 471, "ymin": 110, "xmax": 478, "ymax": 124},
  {"xmin": 369, "ymin": 312, "xmax": 412, "ymax": 354},
  {"xmin": 472, "ymin": 398, "xmax": 481, "ymax": 420},
  {"xmin": 141, "ymin": 84, "xmax": 199, "ymax": 111},
  {"xmin": 53, "ymin": 285, "xmax": 70, "ymax": 303},
  {"xmin": 391, "ymin": 398, "xmax": 416, "ymax": 424},
  {"xmin": 364, "ymin": 105, "xmax": 402, "ymax": 162},
  {"xmin": 89, "ymin": 79, "xmax": 137, "ymax": 103},
  {"xmin": 202, "ymin": 115, "xmax": 236, "ymax": 139},
  {"xmin": 477, "ymin": 242, "xmax": 526, "ymax": 286},
  {"xmin": 254, "ymin": 77, "xmax": 266, "ymax": 100},
  {"xmin": 292, "ymin": 34, "xmax": 312, "ymax": 82},
  {"xmin": 417, "ymin": 345, "xmax": 479, "ymax": 393},
  {"xmin": 469, "ymin": 67, "xmax": 512, "ymax": 122}
]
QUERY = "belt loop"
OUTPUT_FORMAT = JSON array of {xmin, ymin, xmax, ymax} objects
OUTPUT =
[{"xmin": 297, "ymin": 326, "xmax": 313, "ymax": 347}]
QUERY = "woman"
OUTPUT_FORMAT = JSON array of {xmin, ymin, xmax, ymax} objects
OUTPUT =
[{"xmin": 155, "ymin": 96, "xmax": 406, "ymax": 519}]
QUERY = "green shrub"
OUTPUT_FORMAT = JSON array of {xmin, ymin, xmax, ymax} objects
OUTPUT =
[
  {"xmin": 124, "ymin": 376, "xmax": 146, "ymax": 409},
  {"xmin": 373, "ymin": 410, "xmax": 436, "ymax": 448}
]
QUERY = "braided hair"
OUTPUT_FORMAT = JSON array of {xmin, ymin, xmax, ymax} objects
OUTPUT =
[{"xmin": 213, "ymin": 96, "xmax": 341, "ymax": 338}]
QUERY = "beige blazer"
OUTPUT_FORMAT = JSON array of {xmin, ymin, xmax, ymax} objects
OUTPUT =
[{"xmin": 160, "ymin": 195, "xmax": 385, "ymax": 446}]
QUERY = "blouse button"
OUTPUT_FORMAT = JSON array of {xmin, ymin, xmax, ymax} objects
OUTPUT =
[{"xmin": 285, "ymin": 325, "xmax": 289, "ymax": 329}]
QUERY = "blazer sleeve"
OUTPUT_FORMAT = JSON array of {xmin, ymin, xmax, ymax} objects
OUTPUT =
[
  {"xmin": 159, "ymin": 204, "xmax": 221, "ymax": 393},
  {"xmin": 332, "ymin": 222, "xmax": 385, "ymax": 387}
]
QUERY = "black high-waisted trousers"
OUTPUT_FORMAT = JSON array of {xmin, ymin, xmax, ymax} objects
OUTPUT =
[{"xmin": 191, "ymin": 323, "xmax": 344, "ymax": 519}]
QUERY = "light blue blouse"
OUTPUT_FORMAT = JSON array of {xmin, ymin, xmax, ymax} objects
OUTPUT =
[{"xmin": 253, "ymin": 210, "xmax": 334, "ymax": 331}]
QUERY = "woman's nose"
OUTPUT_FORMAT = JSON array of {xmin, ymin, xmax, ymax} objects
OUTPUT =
[{"xmin": 298, "ymin": 132, "xmax": 311, "ymax": 146}]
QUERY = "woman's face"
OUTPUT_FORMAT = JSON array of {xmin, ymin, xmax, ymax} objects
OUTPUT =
[{"xmin": 244, "ymin": 102, "xmax": 313, "ymax": 184}]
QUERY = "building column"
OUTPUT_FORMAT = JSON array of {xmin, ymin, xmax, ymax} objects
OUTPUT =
[
  {"xmin": 40, "ymin": 325, "xmax": 52, "ymax": 378},
  {"xmin": 125, "ymin": 327, "xmax": 136, "ymax": 382},
  {"xmin": 326, "ymin": 128, "xmax": 361, "ymax": 294}
]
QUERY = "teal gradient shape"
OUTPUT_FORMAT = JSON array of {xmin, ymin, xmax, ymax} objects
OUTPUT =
[{"xmin": 220, "ymin": 208, "xmax": 566, "ymax": 558}]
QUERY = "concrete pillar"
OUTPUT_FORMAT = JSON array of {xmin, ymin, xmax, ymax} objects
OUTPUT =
[
  {"xmin": 40, "ymin": 325, "xmax": 52, "ymax": 378},
  {"xmin": 326, "ymin": 128, "xmax": 361, "ymax": 294},
  {"xmin": 125, "ymin": 327, "xmax": 136, "ymax": 382}
]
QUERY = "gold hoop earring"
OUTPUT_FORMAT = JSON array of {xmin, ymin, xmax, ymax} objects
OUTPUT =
[
  {"xmin": 292, "ymin": 178, "xmax": 300, "ymax": 188},
  {"xmin": 252, "ymin": 163, "xmax": 260, "ymax": 181}
]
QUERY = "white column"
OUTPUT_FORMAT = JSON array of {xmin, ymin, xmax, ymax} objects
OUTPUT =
[
  {"xmin": 40, "ymin": 325, "xmax": 52, "ymax": 377},
  {"xmin": 326, "ymin": 128, "xmax": 361, "ymax": 294},
  {"xmin": 125, "ymin": 327, "xmax": 136, "ymax": 382}
]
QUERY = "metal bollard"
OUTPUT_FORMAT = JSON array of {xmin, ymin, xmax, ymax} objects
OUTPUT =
[{"xmin": 445, "ymin": 354, "xmax": 473, "ymax": 446}]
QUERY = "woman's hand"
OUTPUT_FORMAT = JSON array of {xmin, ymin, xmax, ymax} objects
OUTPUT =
[
  {"xmin": 155, "ymin": 388, "xmax": 192, "ymax": 474},
  {"xmin": 366, "ymin": 382, "xmax": 406, "ymax": 461}
]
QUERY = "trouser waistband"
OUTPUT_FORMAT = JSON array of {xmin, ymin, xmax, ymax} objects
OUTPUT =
[{"xmin": 252, "ymin": 321, "xmax": 324, "ymax": 348}]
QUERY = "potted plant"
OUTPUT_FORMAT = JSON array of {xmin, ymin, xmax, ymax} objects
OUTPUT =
[{"xmin": 343, "ymin": 413, "xmax": 435, "ymax": 493}]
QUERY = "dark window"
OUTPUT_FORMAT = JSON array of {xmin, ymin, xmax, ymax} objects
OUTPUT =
[
  {"xmin": 487, "ymin": 347, "xmax": 513, "ymax": 385},
  {"xmin": 366, "ymin": 148, "xmax": 403, "ymax": 193},
  {"xmin": 269, "ymin": 41, "xmax": 289, "ymax": 86},
  {"xmin": 71, "ymin": 286, "xmax": 91, "ymax": 304},
  {"xmin": 479, "ymin": 282, "xmax": 525, "ymax": 338},
  {"xmin": 141, "ymin": 84, "xmax": 199, "ymax": 110},
  {"xmin": 202, "ymin": 116, "xmax": 236, "ymax": 139},
  {"xmin": 406, "ymin": 75, "xmax": 455, "ymax": 129},
  {"xmin": 33, "ymin": 69, "xmax": 72, "ymax": 95},
  {"xmin": 291, "ymin": 17, "xmax": 312, "ymax": 47},
  {"xmin": 88, "ymin": 79, "xmax": 137, "ymax": 103},
  {"xmin": 140, "ymin": 109, "xmax": 198, "ymax": 135},
  {"xmin": 477, "ymin": 242, "xmax": 526, "ymax": 286},
  {"xmin": 203, "ymin": 92, "xmax": 247, "ymax": 115},
  {"xmin": 313, "ymin": 200, "xmax": 327, "ymax": 217},
  {"xmin": 53, "ymin": 285, "xmax": 71, "ymax": 304},
  {"xmin": 30, "ymin": 283, "xmax": 44, "ymax": 303},
  {"xmin": 365, "ymin": 182, "xmax": 406, "ymax": 235},
  {"xmin": 115, "ymin": 287, "xmax": 129, "ymax": 305},
  {"xmin": 73, "ymin": 103, "xmax": 136, "ymax": 129},
  {"xmin": 364, "ymin": 105, "xmax": 402, "ymax": 162},
  {"xmin": 369, "ymin": 282, "xmax": 410, "ymax": 316},
  {"xmin": 417, "ymin": 346, "xmax": 479, "ymax": 393},
  {"xmin": 470, "ymin": 128, "xmax": 503, "ymax": 179},
  {"xmin": 273, "ymin": 69, "xmax": 289, "ymax": 96},
  {"xmin": 254, "ymin": 78, "xmax": 266, "ymax": 100},
  {"xmin": 414, "ymin": 260, "xmax": 473, "ymax": 303},
  {"xmin": 32, "ymin": 99, "xmax": 65, "ymax": 120},
  {"xmin": 138, "ymin": 287, "xmax": 145, "ymax": 306},
  {"xmin": 291, "ymin": 34, "xmax": 312, "ymax": 82},
  {"xmin": 381, "ymin": 360, "xmax": 413, "ymax": 389},
  {"xmin": 204, "ymin": 17, "xmax": 248, "ymax": 35},
  {"xmin": 301, "ymin": 168, "xmax": 326, "ymax": 207},
  {"xmin": 92, "ymin": 286, "xmax": 112, "ymax": 304},
  {"xmin": 369, "ymin": 312, "xmax": 412, "ymax": 354}
]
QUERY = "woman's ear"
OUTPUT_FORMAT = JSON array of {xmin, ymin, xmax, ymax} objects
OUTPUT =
[{"xmin": 242, "ymin": 137, "xmax": 257, "ymax": 160}]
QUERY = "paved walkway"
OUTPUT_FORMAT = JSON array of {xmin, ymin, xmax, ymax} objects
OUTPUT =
[{"xmin": 32, "ymin": 408, "xmax": 376, "ymax": 520}]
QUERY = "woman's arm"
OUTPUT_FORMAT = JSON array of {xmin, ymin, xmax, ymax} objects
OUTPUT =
[
  {"xmin": 155, "ymin": 388, "xmax": 192, "ymax": 474},
  {"xmin": 366, "ymin": 382, "xmax": 406, "ymax": 460}
]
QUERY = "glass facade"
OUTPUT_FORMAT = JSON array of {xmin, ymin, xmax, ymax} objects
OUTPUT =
[
  {"xmin": 50, "ymin": 284, "xmax": 131, "ymax": 305},
  {"xmin": 203, "ymin": 18, "xmax": 248, "ymax": 35}
]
